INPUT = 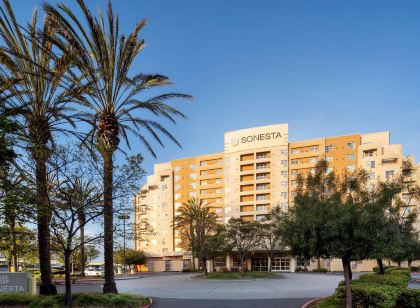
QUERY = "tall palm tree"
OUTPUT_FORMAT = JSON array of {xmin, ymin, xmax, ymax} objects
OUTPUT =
[
  {"xmin": 0, "ymin": 0, "xmax": 81, "ymax": 294},
  {"xmin": 44, "ymin": 0, "xmax": 191, "ymax": 293}
]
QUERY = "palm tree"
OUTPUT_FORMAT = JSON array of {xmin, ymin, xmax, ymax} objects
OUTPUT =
[
  {"xmin": 0, "ymin": 0, "xmax": 82, "ymax": 294},
  {"xmin": 44, "ymin": 0, "xmax": 191, "ymax": 293},
  {"xmin": 173, "ymin": 198, "xmax": 218, "ymax": 272}
]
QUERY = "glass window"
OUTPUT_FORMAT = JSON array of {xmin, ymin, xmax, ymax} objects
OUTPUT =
[
  {"xmin": 291, "ymin": 149, "xmax": 300, "ymax": 154},
  {"xmin": 256, "ymin": 215, "xmax": 268, "ymax": 222},
  {"xmin": 251, "ymin": 258, "xmax": 268, "ymax": 272},
  {"xmin": 346, "ymin": 154, "xmax": 356, "ymax": 160},
  {"xmin": 325, "ymin": 145, "xmax": 333, "ymax": 152},
  {"xmin": 281, "ymin": 160, "xmax": 288, "ymax": 166},
  {"xmin": 200, "ymin": 161, "xmax": 208, "ymax": 166},
  {"xmin": 256, "ymin": 163, "xmax": 268, "ymax": 169},
  {"xmin": 366, "ymin": 161, "xmax": 376, "ymax": 169},
  {"xmin": 175, "ymin": 184, "xmax": 180, "ymax": 190},
  {"xmin": 256, "ymin": 152, "xmax": 270, "ymax": 159},
  {"xmin": 346, "ymin": 165, "xmax": 355, "ymax": 172},
  {"xmin": 161, "ymin": 184, "xmax": 168, "ymax": 190},
  {"xmin": 310, "ymin": 146, "xmax": 318, "ymax": 152},
  {"xmin": 174, "ymin": 166, "xmax": 181, "ymax": 172},
  {"xmin": 367, "ymin": 173, "xmax": 375, "ymax": 180},
  {"xmin": 281, "ymin": 149, "xmax": 288, "ymax": 155},
  {"xmin": 214, "ymin": 256, "xmax": 226, "ymax": 267},
  {"xmin": 291, "ymin": 159, "xmax": 299, "ymax": 165},
  {"xmin": 326, "ymin": 156, "xmax": 333, "ymax": 162},
  {"xmin": 310, "ymin": 157, "xmax": 318, "ymax": 163},
  {"xmin": 174, "ymin": 175, "xmax": 181, "ymax": 181},
  {"xmin": 385, "ymin": 170, "xmax": 394, "ymax": 179},
  {"xmin": 272, "ymin": 257, "xmax": 290, "ymax": 271},
  {"xmin": 189, "ymin": 173, "xmax": 196, "ymax": 179},
  {"xmin": 347, "ymin": 142, "xmax": 356, "ymax": 149},
  {"xmin": 256, "ymin": 204, "xmax": 268, "ymax": 211},
  {"xmin": 256, "ymin": 184, "xmax": 268, "ymax": 190},
  {"xmin": 364, "ymin": 150, "xmax": 374, "ymax": 157}
]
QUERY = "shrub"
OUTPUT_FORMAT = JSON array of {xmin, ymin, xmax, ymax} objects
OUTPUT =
[
  {"xmin": 396, "ymin": 289, "xmax": 420, "ymax": 308},
  {"xmin": 373, "ymin": 265, "xmax": 397, "ymax": 274},
  {"xmin": 335, "ymin": 283, "xmax": 400, "ymax": 308},
  {"xmin": 217, "ymin": 267, "xmax": 229, "ymax": 273},
  {"xmin": 357, "ymin": 273, "xmax": 410, "ymax": 288},
  {"xmin": 388, "ymin": 268, "xmax": 411, "ymax": 278},
  {"xmin": 29, "ymin": 296, "xmax": 61, "ymax": 308},
  {"xmin": 312, "ymin": 267, "xmax": 328, "ymax": 273},
  {"xmin": 0, "ymin": 293, "xmax": 36, "ymax": 306},
  {"xmin": 295, "ymin": 267, "xmax": 308, "ymax": 272}
]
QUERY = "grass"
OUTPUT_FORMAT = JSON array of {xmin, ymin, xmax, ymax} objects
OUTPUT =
[
  {"xmin": 316, "ymin": 296, "xmax": 341, "ymax": 308},
  {"xmin": 195, "ymin": 271, "xmax": 283, "ymax": 280},
  {"xmin": 0, "ymin": 293, "xmax": 150, "ymax": 307}
]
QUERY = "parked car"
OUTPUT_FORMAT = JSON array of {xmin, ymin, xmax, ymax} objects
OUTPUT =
[{"xmin": 85, "ymin": 266, "xmax": 105, "ymax": 277}]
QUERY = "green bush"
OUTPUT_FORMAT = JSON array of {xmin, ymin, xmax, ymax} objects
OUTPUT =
[
  {"xmin": 0, "ymin": 293, "xmax": 36, "ymax": 306},
  {"xmin": 388, "ymin": 268, "xmax": 411, "ymax": 278},
  {"xmin": 0, "ymin": 293, "xmax": 150, "ymax": 307},
  {"xmin": 373, "ymin": 265, "xmax": 397, "ymax": 274},
  {"xmin": 396, "ymin": 289, "xmax": 420, "ymax": 308},
  {"xmin": 312, "ymin": 267, "xmax": 328, "ymax": 273},
  {"xmin": 410, "ymin": 266, "xmax": 419, "ymax": 272},
  {"xmin": 357, "ymin": 273, "xmax": 410, "ymax": 288},
  {"xmin": 295, "ymin": 267, "xmax": 308, "ymax": 272},
  {"xmin": 335, "ymin": 283, "xmax": 400, "ymax": 308}
]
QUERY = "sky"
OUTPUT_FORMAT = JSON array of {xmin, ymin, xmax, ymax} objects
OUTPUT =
[{"xmin": 10, "ymin": 0, "xmax": 420, "ymax": 256}]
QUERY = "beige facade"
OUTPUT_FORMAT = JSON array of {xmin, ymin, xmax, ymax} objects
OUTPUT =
[{"xmin": 134, "ymin": 124, "xmax": 419, "ymax": 272}]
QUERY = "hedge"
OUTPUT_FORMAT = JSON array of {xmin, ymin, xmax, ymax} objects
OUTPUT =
[
  {"xmin": 311, "ymin": 267, "xmax": 328, "ymax": 273},
  {"xmin": 334, "ymin": 283, "xmax": 400, "ymax": 308},
  {"xmin": 396, "ymin": 289, "xmax": 420, "ymax": 308},
  {"xmin": 357, "ymin": 273, "xmax": 410, "ymax": 288},
  {"xmin": 0, "ymin": 293, "xmax": 150, "ymax": 307}
]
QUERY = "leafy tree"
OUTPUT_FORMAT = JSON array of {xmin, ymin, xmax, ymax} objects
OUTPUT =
[
  {"xmin": 72, "ymin": 245, "xmax": 100, "ymax": 272},
  {"xmin": 225, "ymin": 218, "xmax": 261, "ymax": 275},
  {"xmin": 114, "ymin": 248, "xmax": 147, "ymax": 272},
  {"xmin": 44, "ymin": 0, "xmax": 191, "ymax": 294},
  {"xmin": 260, "ymin": 207, "xmax": 285, "ymax": 272},
  {"xmin": 0, "ymin": 226, "xmax": 37, "ymax": 271},
  {"xmin": 0, "ymin": 0, "xmax": 83, "ymax": 295},
  {"xmin": 197, "ymin": 225, "xmax": 227, "ymax": 276}
]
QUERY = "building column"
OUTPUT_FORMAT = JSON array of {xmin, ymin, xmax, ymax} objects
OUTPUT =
[
  {"xmin": 226, "ymin": 254, "xmax": 231, "ymax": 271},
  {"xmin": 290, "ymin": 257, "xmax": 297, "ymax": 272},
  {"xmin": 268, "ymin": 256, "xmax": 271, "ymax": 272},
  {"xmin": 207, "ymin": 260, "xmax": 213, "ymax": 273}
]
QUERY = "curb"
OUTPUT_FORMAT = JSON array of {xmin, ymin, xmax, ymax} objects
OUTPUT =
[{"xmin": 301, "ymin": 297, "xmax": 326, "ymax": 308}]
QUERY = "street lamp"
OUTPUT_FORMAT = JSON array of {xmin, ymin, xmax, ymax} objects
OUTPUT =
[{"xmin": 118, "ymin": 214, "xmax": 130, "ymax": 276}]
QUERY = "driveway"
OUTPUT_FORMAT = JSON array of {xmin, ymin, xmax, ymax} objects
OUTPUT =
[{"xmin": 116, "ymin": 272, "xmax": 343, "ymax": 300}]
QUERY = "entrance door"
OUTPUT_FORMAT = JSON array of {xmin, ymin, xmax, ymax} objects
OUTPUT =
[
  {"xmin": 251, "ymin": 258, "xmax": 268, "ymax": 272},
  {"xmin": 165, "ymin": 260, "xmax": 171, "ymax": 271},
  {"xmin": 272, "ymin": 257, "xmax": 290, "ymax": 271}
]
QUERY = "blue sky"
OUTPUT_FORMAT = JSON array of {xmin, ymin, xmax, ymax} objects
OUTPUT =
[{"xmin": 13, "ymin": 0, "xmax": 420, "ymax": 177}]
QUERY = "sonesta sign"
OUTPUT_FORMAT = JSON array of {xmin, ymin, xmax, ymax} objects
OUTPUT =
[{"xmin": 231, "ymin": 131, "xmax": 282, "ymax": 146}]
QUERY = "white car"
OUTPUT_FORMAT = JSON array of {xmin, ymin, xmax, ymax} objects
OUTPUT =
[{"xmin": 85, "ymin": 266, "xmax": 105, "ymax": 276}]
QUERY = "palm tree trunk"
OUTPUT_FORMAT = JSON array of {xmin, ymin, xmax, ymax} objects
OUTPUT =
[
  {"xmin": 102, "ymin": 152, "xmax": 117, "ymax": 293},
  {"xmin": 36, "ymin": 159, "xmax": 57, "ymax": 295}
]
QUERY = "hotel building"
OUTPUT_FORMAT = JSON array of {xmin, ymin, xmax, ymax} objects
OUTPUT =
[{"xmin": 134, "ymin": 124, "xmax": 419, "ymax": 272}]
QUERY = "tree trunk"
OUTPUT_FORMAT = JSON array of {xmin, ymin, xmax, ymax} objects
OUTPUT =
[
  {"xmin": 64, "ymin": 250, "xmax": 72, "ymax": 308},
  {"xmin": 342, "ymin": 258, "xmax": 352, "ymax": 308},
  {"xmin": 240, "ymin": 257, "xmax": 245, "ymax": 277},
  {"xmin": 397, "ymin": 261, "xmax": 401, "ymax": 269},
  {"xmin": 36, "ymin": 159, "xmax": 57, "ymax": 295},
  {"xmin": 317, "ymin": 257, "xmax": 321, "ymax": 270},
  {"xmin": 268, "ymin": 256, "xmax": 272, "ymax": 273},
  {"xmin": 103, "ymin": 152, "xmax": 117, "ymax": 293},
  {"xmin": 191, "ymin": 252, "xmax": 196, "ymax": 270},
  {"xmin": 377, "ymin": 258, "xmax": 385, "ymax": 275},
  {"xmin": 202, "ymin": 259, "xmax": 207, "ymax": 276},
  {"xmin": 78, "ymin": 210, "xmax": 86, "ymax": 277}
]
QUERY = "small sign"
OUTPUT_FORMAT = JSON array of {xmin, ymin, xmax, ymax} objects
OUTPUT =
[{"xmin": 0, "ymin": 273, "xmax": 34, "ymax": 294}]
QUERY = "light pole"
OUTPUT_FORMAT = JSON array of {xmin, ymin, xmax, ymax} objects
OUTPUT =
[{"xmin": 118, "ymin": 214, "xmax": 130, "ymax": 276}]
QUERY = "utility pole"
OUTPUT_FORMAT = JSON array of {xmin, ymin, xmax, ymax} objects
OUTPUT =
[{"xmin": 118, "ymin": 214, "xmax": 130, "ymax": 276}]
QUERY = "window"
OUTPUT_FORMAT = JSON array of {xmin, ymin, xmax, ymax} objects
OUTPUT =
[
  {"xmin": 233, "ymin": 257, "xmax": 243, "ymax": 268},
  {"xmin": 161, "ymin": 203, "xmax": 168, "ymax": 209},
  {"xmin": 310, "ymin": 146, "xmax": 318, "ymax": 152},
  {"xmin": 346, "ymin": 165, "xmax": 355, "ymax": 172},
  {"xmin": 189, "ymin": 173, "xmax": 196, "ymax": 179},
  {"xmin": 189, "ymin": 192, "xmax": 196, "ymax": 197},
  {"xmin": 256, "ymin": 183, "xmax": 268, "ymax": 190},
  {"xmin": 326, "ymin": 156, "xmax": 333, "ymax": 162},
  {"xmin": 215, "ymin": 179, "xmax": 222, "ymax": 184},
  {"xmin": 161, "ymin": 184, "xmax": 168, "ymax": 190},
  {"xmin": 175, "ymin": 184, "xmax": 181, "ymax": 190},
  {"xmin": 216, "ymin": 159, "xmax": 223, "ymax": 164},
  {"xmin": 325, "ymin": 145, "xmax": 333, "ymax": 152},
  {"xmin": 256, "ymin": 163, "xmax": 268, "ymax": 169},
  {"xmin": 200, "ymin": 190, "xmax": 207, "ymax": 195},
  {"xmin": 189, "ymin": 164, "xmax": 195, "ymax": 170},
  {"xmin": 256, "ymin": 204, "xmax": 268, "ymax": 211},
  {"xmin": 256, "ymin": 194, "xmax": 269, "ymax": 201},
  {"xmin": 200, "ymin": 161, "xmax": 208, "ymax": 167},
  {"xmin": 281, "ymin": 149, "xmax": 288, "ymax": 155},
  {"xmin": 165, "ymin": 260, "xmax": 171, "ymax": 270},
  {"xmin": 366, "ymin": 161, "xmax": 376, "ymax": 169},
  {"xmin": 256, "ymin": 173, "xmax": 268, "ymax": 180},
  {"xmin": 200, "ymin": 180, "xmax": 208, "ymax": 186},
  {"xmin": 216, "ymin": 169, "xmax": 222, "ymax": 174},
  {"xmin": 296, "ymin": 258, "xmax": 310, "ymax": 268},
  {"xmin": 309, "ymin": 157, "xmax": 318, "ymax": 163},
  {"xmin": 281, "ymin": 160, "xmax": 288, "ymax": 166},
  {"xmin": 256, "ymin": 215, "xmax": 268, "ymax": 222},
  {"xmin": 281, "ymin": 181, "xmax": 288, "ymax": 187},
  {"xmin": 215, "ymin": 188, "xmax": 223, "ymax": 194},
  {"xmin": 327, "ymin": 168, "xmax": 333, "ymax": 174},
  {"xmin": 256, "ymin": 152, "xmax": 269, "ymax": 159},
  {"xmin": 175, "ymin": 193, "xmax": 181, "ymax": 200},
  {"xmin": 346, "ymin": 154, "xmax": 355, "ymax": 160},
  {"xmin": 162, "ymin": 239, "xmax": 166, "ymax": 245},
  {"xmin": 281, "ymin": 170, "xmax": 288, "ymax": 177},
  {"xmin": 251, "ymin": 258, "xmax": 268, "ymax": 272},
  {"xmin": 214, "ymin": 256, "xmax": 226, "ymax": 267},
  {"xmin": 162, "ymin": 193, "xmax": 169, "ymax": 201},
  {"xmin": 291, "ymin": 180, "xmax": 298, "ymax": 188},
  {"xmin": 367, "ymin": 173, "xmax": 375, "ymax": 180},
  {"xmin": 281, "ymin": 192, "xmax": 288, "ymax": 198},
  {"xmin": 347, "ymin": 142, "xmax": 356, "ymax": 150},
  {"xmin": 272, "ymin": 257, "xmax": 290, "ymax": 271},
  {"xmin": 291, "ymin": 170, "xmax": 299, "ymax": 176},
  {"xmin": 291, "ymin": 159, "xmax": 299, "ymax": 165},
  {"xmin": 385, "ymin": 170, "xmax": 394, "ymax": 179},
  {"xmin": 200, "ymin": 170, "xmax": 208, "ymax": 176},
  {"xmin": 291, "ymin": 149, "xmax": 300, "ymax": 154},
  {"xmin": 174, "ymin": 166, "xmax": 181, "ymax": 172},
  {"xmin": 364, "ymin": 150, "xmax": 375, "ymax": 157},
  {"xmin": 189, "ymin": 183, "xmax": 196, "ymax": 189}
]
